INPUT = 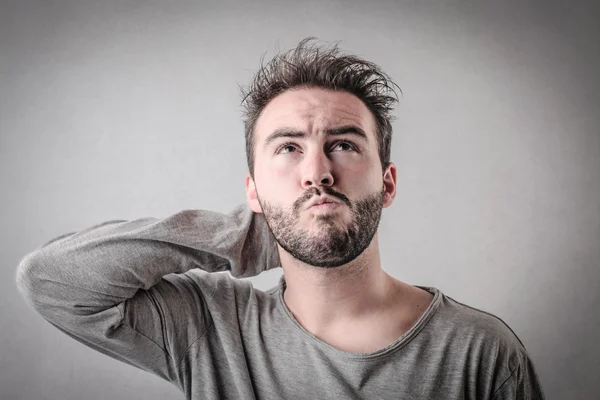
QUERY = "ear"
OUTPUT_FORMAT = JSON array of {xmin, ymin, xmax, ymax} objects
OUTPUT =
[
  {"xmin": 245, "ymin": 173, "xmax": 263, "ymax": 213},
  {"xmin": 382, "ymin": 162, "xmax": 397, "ymax": 208}
]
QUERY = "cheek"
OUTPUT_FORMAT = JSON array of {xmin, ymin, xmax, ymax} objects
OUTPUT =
[
  {"xmin": 261, "ymin": 164, "xmax": 293, "ymax": 194},
  {"xmin": 270, "ymin": 160, "xmax": 293, "ymax": 177},
  {"xmin": 255, "ymin": 164, "xmax": 294, "ymax": 199},
  {"xmin": 342, "ymin": 157, "xmax": 368, "ymax": 175},
  {"xmin": 347, "ymin": 164, "xmax": 383, "ymax": 194},
  {"xmin": 336, "ymin": 155, "xmax": 373, "ymax": 180}
]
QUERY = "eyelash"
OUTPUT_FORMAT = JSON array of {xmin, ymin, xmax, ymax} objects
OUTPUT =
[{"xmin": 276, "ymin": 141, "xmax": 358, "ymax": 154}]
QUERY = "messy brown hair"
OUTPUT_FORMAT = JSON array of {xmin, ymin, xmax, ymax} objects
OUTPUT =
[{"xmin": 240, "ymin": 37, "xmax": 401, "ymax": 179}]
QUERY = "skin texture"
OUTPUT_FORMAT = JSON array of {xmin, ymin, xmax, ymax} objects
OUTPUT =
[{"xmin": 245, "ymin": 87, "xmax": 433, "ymax": 353}]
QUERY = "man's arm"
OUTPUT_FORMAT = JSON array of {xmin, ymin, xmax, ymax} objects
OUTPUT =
[{"xmin": 15, "ymin": 204, "xmax": 279, "ymax": 385}]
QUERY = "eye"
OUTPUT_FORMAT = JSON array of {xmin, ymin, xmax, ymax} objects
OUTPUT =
[
  {"xmin": 332, "ymin": 141, "xmax": 357, "ymax": 152},
  {"xmin": 276, "ymin": 142, "xmax": 298, "ymax": 154},
  {"xmin": 275, "ymin": 141, "xmax": 357, "ymax": 155}
]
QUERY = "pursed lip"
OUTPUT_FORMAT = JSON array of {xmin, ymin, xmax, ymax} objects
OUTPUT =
[{"xmin": 305, "ymin": 195, "xmax": 341, "ymax": 210}]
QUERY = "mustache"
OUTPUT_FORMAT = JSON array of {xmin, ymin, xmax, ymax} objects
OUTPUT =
[{"xmin": 294, "ymin": 187, "xmax": 350, "ymax": 212}]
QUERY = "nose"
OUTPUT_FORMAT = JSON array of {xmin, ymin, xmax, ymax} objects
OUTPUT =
[{"xmin": 301, "ymin": 149, "xmax": 334, "ymax": 190}]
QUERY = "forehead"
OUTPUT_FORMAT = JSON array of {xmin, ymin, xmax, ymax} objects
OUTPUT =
[{"xmin": 254, "ymin": 87, "xmax": 376, "ymax": 142}]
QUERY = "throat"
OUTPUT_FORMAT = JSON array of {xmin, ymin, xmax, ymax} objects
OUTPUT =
[
  {"xmin": 313, "ymin": 324, "xmax": 409, "ymax": 354},
  {"xmin": 298, "ymin": 286, "xmax": 434, "ymax": 354}
]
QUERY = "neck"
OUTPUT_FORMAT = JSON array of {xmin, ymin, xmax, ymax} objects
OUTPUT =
[{"xmin": 279, "ymin": 234, "xmax": 398, "ymax": 331}]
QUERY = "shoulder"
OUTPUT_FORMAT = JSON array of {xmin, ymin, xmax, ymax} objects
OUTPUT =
[
  {"xmin": 423, "ymin": 288, "xmax": 545, "ymax": 397},
  {"xmin": 175, "ymin": 269, "xmax": 275, "ymax": 314},
  {"xmin": 430, "ymin": 289, "xmax": 528, "ymax": 356}
]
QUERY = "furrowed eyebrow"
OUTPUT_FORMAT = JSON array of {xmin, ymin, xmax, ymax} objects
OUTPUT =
[{"xmin": 263, "ymin": 125, "xmax": 368, "ymax": 149}]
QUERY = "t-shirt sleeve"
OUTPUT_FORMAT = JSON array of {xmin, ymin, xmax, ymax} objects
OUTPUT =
[
  {"xmin": 491, "ymin": 350, "xmax": 546, "ymax": 400},
  {"xmin": 15, "ymin": 204, "xmax": 279, "ymax": 388}
]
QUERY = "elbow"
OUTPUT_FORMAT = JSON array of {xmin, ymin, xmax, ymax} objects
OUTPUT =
[
  {"xmin": 15, "ymin": 249, "xmax": 52, "ymax": 309},
  {"xmin": 16, "ymin": 251, "xmax": 41, "ymax": 303}
]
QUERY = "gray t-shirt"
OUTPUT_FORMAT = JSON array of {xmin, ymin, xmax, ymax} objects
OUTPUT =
[{"xmin": 16, "ymin": 204, "xmax": 545, "ymax": 399}]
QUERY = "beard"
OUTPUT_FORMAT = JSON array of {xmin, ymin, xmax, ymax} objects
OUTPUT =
[{"xmin": 257, "ymin": 185, "xmax": 385, "ymax": 268}]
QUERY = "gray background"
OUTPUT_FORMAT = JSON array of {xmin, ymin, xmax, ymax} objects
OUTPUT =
[{"xmin": 2, "ymin": 0, "xmax": 599, "ymax": 399}]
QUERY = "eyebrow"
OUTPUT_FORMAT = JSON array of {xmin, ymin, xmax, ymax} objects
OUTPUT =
[{"xmin": 263, "ymin": 125, "xmax": 369, "ymax": 149}]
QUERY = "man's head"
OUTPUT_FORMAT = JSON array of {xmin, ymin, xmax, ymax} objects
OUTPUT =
[{"xmin": 242, "ymin": 38, "xmax": 401, "ymax": 268}]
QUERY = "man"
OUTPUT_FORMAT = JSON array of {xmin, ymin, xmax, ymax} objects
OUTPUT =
[{"xmin": 16, "ymin": 38, "xmax": 545, "ymax": 399}]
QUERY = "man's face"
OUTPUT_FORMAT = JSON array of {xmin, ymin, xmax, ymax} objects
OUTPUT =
[{"xmin": 245, "ymin": 87, "xmax": 396, "ymax": 268}]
